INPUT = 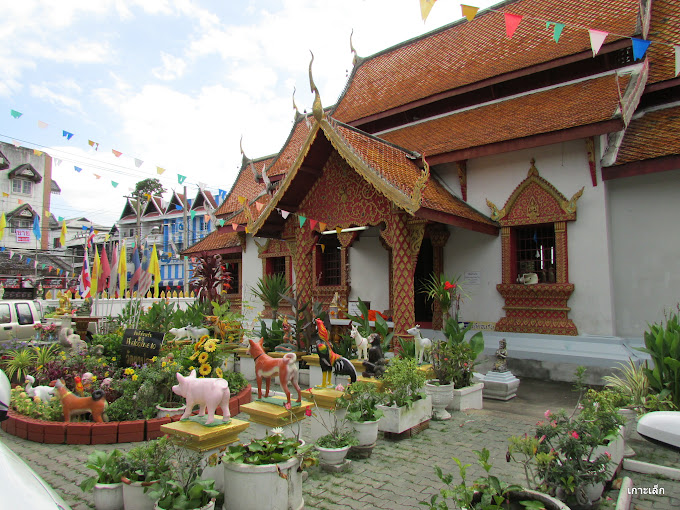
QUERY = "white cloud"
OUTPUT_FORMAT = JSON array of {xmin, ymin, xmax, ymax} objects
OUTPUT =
[
  {"xmin": 152, "ymin": 52, "xmax": 188, "ymax": 81},
  {"xmin": 29, "ymin": 84, "xmax": 84, "ymax": 113}
]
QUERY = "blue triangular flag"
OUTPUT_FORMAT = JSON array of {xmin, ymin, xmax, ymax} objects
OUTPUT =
[
  {"xmin": 631, "ymin": 38, "xmax": 651, "ymax": 61},
  {"xmin": 62, "ymin": 130, "xmax": 74, "ymax": 140},
  {"xmin": 82, "ymin": 225, "xmax": 88, "ymax": 231},
  {"xmin": 32, "ymin": 215, "xmax": 41, "ymax": 240},
  {"xmin": 75, "ymin": 166, "xmax": 82, "ymax": 172},
  {"xmin": 175, "ymin": 205, "xmax": 182, "ymax": 210},
  {"xmin": 26, "ymin": 258, "xmax": 31, "ymax": 264}
]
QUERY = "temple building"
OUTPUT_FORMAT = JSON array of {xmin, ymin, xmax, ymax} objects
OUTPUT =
[{"xmin": 184, "ymin": 0, "xmax": 680, "ymax": 381}]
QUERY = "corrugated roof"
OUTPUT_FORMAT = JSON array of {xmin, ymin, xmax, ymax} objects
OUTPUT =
[
  {"xmin": 379, "ymin": 73, "xmax": 629, "ymax": 156},
  {"xmin": 333, "ymin": 0, "xmax": 640, "ymax": 123},
  {"xmin": 609, "ymin": 103, "xmax": 680, "ymax": 165}
]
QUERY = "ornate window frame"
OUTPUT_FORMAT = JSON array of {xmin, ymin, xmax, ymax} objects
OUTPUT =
[{"xmin": 487, "ymin": 159, "xmax": 583, "ymax": 335}]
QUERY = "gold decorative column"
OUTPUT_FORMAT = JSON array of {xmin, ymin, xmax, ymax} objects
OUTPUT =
[{"xmin": 428, "ymin": 224, "xmax": 450, "ymax": 329}]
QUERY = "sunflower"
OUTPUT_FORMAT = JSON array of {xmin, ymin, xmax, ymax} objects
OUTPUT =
[
  {"xmin": 189, "ymin": 352, "xmax": 199, "ymax": 361},
  {"xmin": 124, "ymin": 368, "xmax": 135, "ymax": 376},
  {"xmin": 204, "ymin": 339, "xmax": 217, "ymax": 352},
  {"xmin": 199, "ymin": 364, "xmax": 212, "ymax": 376},
  {"xmin": 215, "ymin": 367, "xmax": 224, "ymax": 378},
  {"xmin": 198, "ymin": 352, "xmax": 209, "ymax": 364}
]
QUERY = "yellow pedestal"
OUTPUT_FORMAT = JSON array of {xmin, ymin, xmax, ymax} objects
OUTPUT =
[
  {"xmin": 301, "ymin": 354, "xmax": 320, "ymax": 367},
  {"xmin": 350, "ymin": 359, "xmax": 367, "ymax": 372},
  {"xmin": 240, "ymin": 397, "xmax": 314, "ymax": 428},
  {"xmin": 418, "ymin": 364, "xmax": 435, "ymax": 379},
  {"xmin": 160, "ymin": 417, "xmax": 250, "ymax": 453},
  {"xmin": 302, "ymin": 387, "xmax": 344, "ymax": 410},
  {"xmin": 268, "ymin": 351, "xmax": 305, "ymax": 359},
  {"xmin": 233, "ymin": 347, "xmax": 251, "ymax": 358},
  {"xmin": 356, "ymin": 375, "xmax": 385, "ymax": 392}
]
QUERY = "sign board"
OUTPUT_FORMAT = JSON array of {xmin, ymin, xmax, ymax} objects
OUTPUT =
[
  {"xmin": 464, "ymin": 271, "xmax": 481, "ymax": 286},
  {"xmin": 42, "ymin": 277, "xmax": 66, "ymax": 289},
  {"xmin": 16, "ymin": 229, "xmax": 30, "ymax": 243},
  {"xmin": 120, "ymin": 329, "xmax": 164, "ymax": 367},
  {"xmin": 0, "ymin": 278, "xmax": 20, "ymax": 289}
]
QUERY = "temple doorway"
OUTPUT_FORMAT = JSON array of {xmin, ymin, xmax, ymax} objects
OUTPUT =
[{"xmin": 414, "ymin": 237, "xmax": 434, "ymax": 327}]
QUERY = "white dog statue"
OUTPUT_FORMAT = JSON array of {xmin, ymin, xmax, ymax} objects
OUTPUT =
[
  {"xmin": 350, "ymin": 324, "xmax": 369, "ymax": 361},
  {"xmin": 169, "ymin": 326, "xmax": 210, "ymax": 342},
  {"xmin": 407, "ymin": 325, "xmax": 432, "ymax": 365}
]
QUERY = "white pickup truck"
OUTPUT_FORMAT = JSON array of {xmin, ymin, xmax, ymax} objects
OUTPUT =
[{"xmin": 0, "ymin": 300, "xmax": 42, "ymax": 342}]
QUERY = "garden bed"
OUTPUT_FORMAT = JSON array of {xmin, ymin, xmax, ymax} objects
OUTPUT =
[{"xmin": 1, "ymin": 384, "xmax": 251, "ymax": 445}]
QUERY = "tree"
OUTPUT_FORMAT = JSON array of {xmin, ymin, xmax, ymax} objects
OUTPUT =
[
  {"xmin": 190, "ymin": 252, "xmax": 232, "ymax": 304},
  {"xmin": 132, "ymin": 178, "xmax": 166, "ymax": 204}
]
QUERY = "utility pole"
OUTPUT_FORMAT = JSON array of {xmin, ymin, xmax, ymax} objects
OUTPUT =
[{"xmin": 182, "ymin": 185, "xmax": 189, "ymax": 295}]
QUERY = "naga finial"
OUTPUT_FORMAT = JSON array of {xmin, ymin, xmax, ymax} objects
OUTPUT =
[
  {"xmin": 350, "ymin": 29, "xmax": 358, "ymax": 66},
  {"xmin": 292, "ymin": 86, "xmax": 304, "ymax": 123},
  {"xmin": 309, "ymin": 51, "xmax": 323, "ymax": 122}
]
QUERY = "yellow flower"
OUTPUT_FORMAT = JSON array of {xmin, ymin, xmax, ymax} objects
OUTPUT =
[
  {"xmin": 198, "ymin": 352, "xmax": 209, "ymax": 364},
  {"xmin": 199, "ymin": 334, "xmax": 210, "ymax": 342},
  {"xmin": 132, "ymin": 374, "xmax": 138, "ymax": 381},
  {"xmin": 124, "ymin": 368, "xmax": 135, "ymax": 376},
  {"xmin": 37, "ymin": 365, "xmax": 43, "ymax": 371},
  {"xmin": 199, "ymin": 364, "xmax": 211, "ymax": 376},
  {"xmin": 105, "ymin": 371, "xmax": 109, "ymax": 377},
  {"xmin": 189, "ymin": 366, "xmax": 195, "ymax": 371},
  {"xmin": 151, "ymin": 356, "xmax": 157, "ymax": 362},
  {"xmin": 162, "ymin": 361, "xmax": 167, "ymax": 368},
  {"xmin": 228, "ymin": 335, "xmax": 234, "ymax": 342},
  {"xmin": 215, "ymin": 367, "xmax": 223, "ymax": 378},
  {"xmin": 189, "ymin": 352, "xmax": 199, "ymax": 361},
  {"xmin": 112, "ymin": 357, "xmax": 116, "ymax": 362},
  {"xmin": 91, "ymin": 375, "xmax": 97, "ymax": 382},
  {"xmin": 204, "ymin": 340, "xmax": 217, "ymax": 352}
]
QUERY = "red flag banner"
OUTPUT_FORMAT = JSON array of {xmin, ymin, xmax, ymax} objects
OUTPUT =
[
  {"xmin": 504, "ymin": 13, "xmax": 523, "ymax": 38},
  {"xmin": 112, "ymin": 149, "xmax": 123, "ymax": 157}
]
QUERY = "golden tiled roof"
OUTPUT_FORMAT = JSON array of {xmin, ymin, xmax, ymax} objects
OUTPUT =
[
  {"xmin": 379, "ymin": 73, "xmax": 630, "ymax": 156},
  {"xmin": 610, "ymin": 104, "xmax": 680, "ymax": 165},
  {"xmin": 646, "ymin": 0, "xmax": 680, "ymax": 84},
  {"xmin": 183, "ymin": 230, "xmax": 242, "ymax": 255},
  {"xmin": 333, "ymin": 0, "xmax": 640, "ymax": 123}
]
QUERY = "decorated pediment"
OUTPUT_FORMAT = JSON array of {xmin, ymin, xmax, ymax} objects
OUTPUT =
[
  {"xmin": 486, "ymin": 159, "xmax": 583, "ymax": 226},
  {"xmin": 0, "ymin": 150, "xmax": 9, "ymax": 170},
  {"xmin": 8, "ymin": 163, "xmax": 42, "ymax": 183}
]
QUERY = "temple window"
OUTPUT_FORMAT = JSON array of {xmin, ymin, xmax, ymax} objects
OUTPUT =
[
  {"xmin": 266, "ymin": 256, "xmax": 287, "ymax": 278},
  {"xmin": 513, "ymin": 224, "xmax": 556, "ymax": 283},
  {"xmin": 317, "ymin": 236, "xmax": 342, "ymax": 286}
]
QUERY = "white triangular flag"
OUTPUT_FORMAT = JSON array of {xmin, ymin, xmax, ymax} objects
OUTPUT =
[
  {"xmin": 588, "ymin": 29, "xmax": 608, "ymax": 57},
  {"xmin": 675, "ymin": 45, "xmax": 680, "ymax": 77}
]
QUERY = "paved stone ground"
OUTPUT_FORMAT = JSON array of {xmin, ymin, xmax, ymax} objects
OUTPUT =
[{"xmin": 1, "ymin": 379, "xmax": 678, "ymax": 510}]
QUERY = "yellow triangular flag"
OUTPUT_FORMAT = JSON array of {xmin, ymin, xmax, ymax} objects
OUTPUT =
[
  {"xmin": 0, "ymin": 213, "xmax": 6, "ymax": 241},
  {"xmin": 336, "ymin": 227, "xmax": 342, "ymax": 235},
  {"xmin": 33, "ymin": 149, "xmax": 43, "ymax": 156},
  {"xmin": 91, "ymin": 246, "xmax": 101, "ymax": 296},
  {"xmin": 321, "ymin": 244, "xmax": 325, "ymax": 253},
  {"xmin": 2, "ymin": 192, "xmax": 8, "ymax": 197},
  {"xmin": 461, "ymin": 4, "xmax": 479, "ymax": 22},
  {"xmin": 60, "ymin": 220, "xmax": 67, "ymax": 246},
  {"xmin": 420, "ymin": 0, "xmax": 437, "ymax": 22},
  {"xmin": 157, "ymin": 166, "xmax": 166, "ymax": 175},
  {"xmin": 319, "ymin": 222, "xmax": 327, "ymax": 232},
  {"xmin": 237, "ymin": 196, "xmax": 246, "ymax": 205}
]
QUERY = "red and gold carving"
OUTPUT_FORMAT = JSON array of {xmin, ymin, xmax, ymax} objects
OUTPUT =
[
  {"xmin": 495, "ymin": 284, "xmax": 577, "ymax": 335},
  {"xmin": 428, "ymin": 224, "xmax": 450, "ymax": 329}
]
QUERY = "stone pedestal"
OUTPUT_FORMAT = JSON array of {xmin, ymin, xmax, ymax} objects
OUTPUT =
[
  {"xmin": 234, "ymin": 348, "xmax": 255, "ymax": 381},
  {"xmin": 480, "ymin": 371, "xmax": 520, "ymax": 401},
  {"xmin": 302, "ymin": 355, "xmax": 322, "ymax": 388},
  {"xmin": 160, "ymin": 417, "xmax": 250, "ymax": 491},
  {"xmin": 240, "ymin": 397, "xmax": 313, "ymax": 440},
  {"xmin": 356, "ymin": 376, "xmax": 384, "ymax": 392}
]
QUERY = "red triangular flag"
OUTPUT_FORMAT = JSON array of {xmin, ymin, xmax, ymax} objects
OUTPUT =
[
  {"xmin": 255, "ymin": 201, "xmax": 264, "ymax": 212},
  {"xmin": 112, "ymin": 149, "xmax": 123, "ymax": 157},
  {"xmin": 309, "ymin": 219, "xmax": 318, "ymax": 230},
  {"xmin": 504, "ymin": 13, "xmax": 523, "ymax": 38},
  {"xmin": 232, "ymin": 223, "xmax": 239, "ymax": 231}
]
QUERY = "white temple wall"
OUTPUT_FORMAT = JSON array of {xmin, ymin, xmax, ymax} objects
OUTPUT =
[
  {"xmin": 606, "ymin": 168, "xmax": 680, "ymax": 338},
  {"xmin": 348, "ymin": 230, "xmax": 390, "ymax": 312},
  {"xmin": 241, "ymin": 236, "xmax": 265, "ymax": 329}
]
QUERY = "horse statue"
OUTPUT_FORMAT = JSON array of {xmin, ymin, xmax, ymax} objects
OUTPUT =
[
  {"xmin": 406, "ymin": 325, "xmax": 432, "ymax": 365},
  {"xmin": 350, "ymin": 324, "xmax": 369, "ymax": 361}
]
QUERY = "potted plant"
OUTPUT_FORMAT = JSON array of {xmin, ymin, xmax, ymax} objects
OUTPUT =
[
  {"xmin": 147, "ymin": 440, "xmax": 219, "ymax": 510},
  {"xmin": 425, "ymin": 340, "xmax": 457, "ymax": 420},
  {"xmin": 309, "ymin": 397, "xmax": 358, "ymax": 465},
  {"xmin": 422, "ymin": 447, "xmax": 569, "ymax": 510},
  {"xmin": 79, "ymin": 449, "xmax": 125, "ymax": 510},
  {"xmin": 252, "ymin": 273, "xmax": 291, "ymax": 321},
  {"xmin": 442, "ymin": 317, "xmax": 485, "ymax": 412},
  {"xmin": 377, "ymin": 357, "xmax": 431, "ymax": 434},
  {"xmin": 120, "ymin": 437, "xmax": 172, "ymax": 510},
  {"xmin": 338, "ymin": 381, "xmax": 385, "ymax": 446},
  {"xmin": 221, "ymin": 431, "xmax": 315, "ymax": 510}
]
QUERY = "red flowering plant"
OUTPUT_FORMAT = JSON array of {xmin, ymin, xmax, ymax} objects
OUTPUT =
[
  {"xmin": 507, "ymin": 368, "xmax": 624, "ymax": 506},
  {"xmin": 421, "ymin": 273, "xmax": 466, "ymax": 322}
]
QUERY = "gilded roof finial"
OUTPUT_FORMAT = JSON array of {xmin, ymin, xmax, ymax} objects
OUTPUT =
[
  {"xmin": 528, "ymin": 158, "xmax": 539, "ymax": 177},
  {"xmin": 408, "ymin": 154, "xmax": 431, "ymax": 214},
  {"xmin": 292, "ymin": 87, "xmax": 304, "ymax": 123},
  {"xmin": 309, "ymin": 51, "xmax": 323, "ymax": 122},
  {"xmin": 350, "ymin": 29, "xmax": 358, "ymax": 67}
]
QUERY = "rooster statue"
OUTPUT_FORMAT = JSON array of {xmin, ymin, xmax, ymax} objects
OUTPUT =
[{"xmin": 315, "ymin": 318, "xmax": 357, "ymax": 387}]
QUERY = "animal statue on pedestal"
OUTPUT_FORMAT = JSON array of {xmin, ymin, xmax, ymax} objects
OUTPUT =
[
  {"xmin": 59, "ymin": 327, "xmax": 88, "ymax": 354},
  {"xmin": 248, "ymin": 337, "xmax": 302, "ymax": 405},
  {"xmin": 169, "ymin": 326, "xmax": 210, "ymax": 343},
  {"xmin": 407, "ymin": 325, "xmax": 432, "ymax": 365},
  {"xmin": 316, "ymin": 318, "xmax": 357, "ymax": 386},
  {"xmin": 24, "ymin": 375, "xmax": 55, "ymax": 403},
  {"xmin": 54, "ymin": 379, "xmax": 108, "ymax": 422},
  {"xmin": 362, "ymin": 333, "xmax": 387, "ymax": 379},
  {"xmin": 350, "ymin": 324, "xmax": 369, "ymax": 361},
  {"xmin": 172, "ymin": 369, "xmax": 231, "ymax": 425}
]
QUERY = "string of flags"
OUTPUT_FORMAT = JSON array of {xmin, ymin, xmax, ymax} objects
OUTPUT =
[{"xmin": 417, "ymin": 2, "xmax": 679, "ymax": 76}]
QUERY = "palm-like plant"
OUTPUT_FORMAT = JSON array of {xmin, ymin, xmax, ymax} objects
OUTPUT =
[
  {"xmin": 603, "ymin": 358, "xmax": 649, "ymax": 410},
  {"xmin": 421, "ymin": 273, "xmax": 467, "ymax": 322},
  {"xmin": 252, "ymin": 273, "xmax": 291, "ymax": 320},
  {"xmin": 2, "ymin": 348, "xmax": 36, "ymax": 382},
  {"xmin": 190, "ymin": 252, "xmax": 232, "ymax": 304}
]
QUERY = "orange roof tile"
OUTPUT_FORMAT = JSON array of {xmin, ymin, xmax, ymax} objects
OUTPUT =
[
  {"xmin": 215, "ymin": 156, "xmax": 275, "ymax": 217},
  {"xmin": 610, "ymin": 104, "xmax": 680, "ymax": 165},
  {"xmin": 379, "ymin": 73, "xmax": 629, "ymax": 156},
  {"xmin": 265, "ymin": 118, "xmax": 313, "ymax": 178},
  {"xmin": 333, "ymin": 0, "xmax": 640, "ymax": 123},
  {"xmin": 183, "ymin": 230, "xmax": 242, "ymax": 255},
  {"xmin": 646, "ymin": 0, "xmax": 680, "ymax": 85}
]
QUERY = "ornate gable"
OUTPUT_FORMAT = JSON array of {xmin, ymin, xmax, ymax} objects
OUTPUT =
[
  {"xmin": 8, "ymin": 163, "xmax": 42, "ymax": 183},
  {"xmin": 0, "ymin": 150, "xmax": 9, "ymax": 170}
]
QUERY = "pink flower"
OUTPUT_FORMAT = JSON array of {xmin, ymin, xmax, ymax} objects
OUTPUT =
[
  {"xmin": 539, "ymin": 435, "xmax": 547, "ymax": 443},
  {"xmin": 551, "ymin": 420, "xmax": 557, "ymax": 428},
  {"xmin": 569, "ymin": 431, "xmax": 579, "ymax": 439},
  {"xmin": 536, "ymin": 421, "xmax": 544, "ymax": 427},
  {"xmin": 605, "ymin": 451, "xmax": 611, "ymax": 459},
  {"xmin": 335, "ymin": 384, "xmax": 345, "ymax": 392},
  {"xmin": 305, "ymin": 407, "xmax": 312, "ymax": 417},
  {"xmin": 544, "ymin": 409, "xmax": 551, "ymax": 418},
  {"xmin": 284, "ymin": 402, "xmax": 292, "ymax": 410}
]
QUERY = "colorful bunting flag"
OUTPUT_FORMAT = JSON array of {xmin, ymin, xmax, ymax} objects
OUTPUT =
[
  {"xmin": 0, "ymin": 213, "xmax": 5, "ymax": 241},
  {"xmin": 676, "ymin": 45, "xmax": 680, "ymax": 77},
  {"xmin": 255, "ymin": 201, "xmax": 264, "ymax": 212},
  {"xmin": 112, "ymin": 181, "xmax": 119, "ymax": 188},
  {"xmin": 75, "ymin": 166, "xmax": 82, "ymax": 172},
  {"xmin": 218, "ymin": 219, "xmax": 225, "ymax": 226},
  {"xmin": 588, "ymin": 29, "xmax": 608, "ymax": 56},
  {"xmin": 461, "ymin": 4, "xmax": 479, "ymax": 22},
  {"xmin": 93, "ymin": 174, "xmax": 101, "ymax": 179},
  {"xmin": 10, "ymin": 110, "xmax": 22, "ymax": 119},
  {"xmin": 204, "ymin": 214, "xmax": 210, "ymax": 222},
  {"xmin": 62, "ymin": 130, "xmax": 74, "ymax": 140},
  {"xmin": 280, "ymin": 210, "xmax": 290, "ymax": 219},
  {"xmin": 2, "ymin": 193, "xmax": 7, "ymax": 197},
  {"xmin": 38, "ymin": 120, "xmax": 48, "ymax": 128},
  {"xmin": 319, "ymin": 222, "xmax": 327, "ymax": 232},
  {"xmin": 55, "ymin": 159, "xmax": 62, "ymax": 166},
  {"xmin": 309, "ymin": 219, "xmax": 318, "ymax": 230},
  {"xmin": 237, "ymin": 196, "xmax": 246, "ymax": 205},
  {"xmin": 112, "ymin": 149, "xmax": 122, "ymax": 157},
  {"xmin": 232, "ymin": 223, "xmax": 239, "ymax": 231},
  {"xmin": 420, "ymin": 0, "xmax": 437, "ymax": 22},
  {"xmin": 504, "ymin": 13, "xmax": 523, "ymax": 38},
  {"xmin": 190, "ymin": 210, "xmax": 196, "ymax": 220},
  {"xmin": 33, "ymin": 150, "xmax": 43, "ymax": 156},
  {"xmin": 88, "ymin": 140, "xmax": 99, "ymax": 150},
  {"xmin": 17, "ymin": 199, "xmax": 23, "ymax": 204},
  {"xmin": 134, "ymin": 158, "xmax": 143, "ymax": 168},
  {"xmin": 320, "ymin": 244, "xmax": 325, "ymax": 253},
  {"xmin": 299, "ymin": 215, "xmax": 306, "ymax": 228},
  {"xmin": 157, "ymin": 166, "xmax": 165, "ymax": 175},
  {"xmin": 631, "ymin": 38, "xmax": 651, "ymax": 61},
  {"xmin": 175, "ymin": 205, "xmax": 182, "ymax": 211},
  {"xmin": 336, "ymin": 227, "xmax": 342, "ymax": 235},
  {"xmin": 178, "ymin": 174, "xmax": 187, "ymax": 184},
  {"xmin": 547, "ymin": 22, "xmax": 565, "ymax": 43}
]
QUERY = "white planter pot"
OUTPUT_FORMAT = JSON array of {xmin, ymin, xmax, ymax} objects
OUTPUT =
[
  {"xmin": 592, "ymin": 426, "xmax": 624, "ymax": 481},
  {"xmin": 154, "ymin": 498, "xmax": 215, "ymax": 510},
  {"xmin": 425, "ymin": 380, "xmax": 454, "ymax": 420},
  {"xmin": 377, "ymin": 395, "xmax": 432, "ymax": 434},
  {"xmin": 447, "ymin": 382, "xmax": 484, "ymax": 411},
  {"xmin": 93, "ymin": 482, "xmax": 123, "ymax": 510},
  {"xmin": 121, "ymin": 478, "xmax": 158, "ymax": 510},
  {"xmin": 350, "ymin": 420, "xmax": 379, "ymax": 447},
  {"xmin": 155, "ymin": 403, "xmax": 186, "ymax": 419},
  {"xmin": 223, "ymin": 456, "xmax": 304, "ymax": 510},
  {"xmin": 316, "ymin": 445, "xmax": 351, "ymax": 465}
]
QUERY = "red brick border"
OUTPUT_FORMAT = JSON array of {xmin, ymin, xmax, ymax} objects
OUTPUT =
[{"xmin": 3, "ymin": 384, "xmax": 252, "ymax": 445}]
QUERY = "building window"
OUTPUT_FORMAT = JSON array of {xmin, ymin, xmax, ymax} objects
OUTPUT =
[
  {"xmin": 12, "ymin": 179, "xmax": 32, "ymax": 195},
  {"xmin": 319, "ymin": 237, "xmax": 341, "ymax": 286},
  {"xmin": 10, "ymin": 219, "xmax": 32, "ymax": 233},
  {"xmin": 267, "ymin": 256, "xmax": 286, "ymax": 278},
  {"xmin": 514, "ymin": 224, "xmax": 556, "ymax": 283}
]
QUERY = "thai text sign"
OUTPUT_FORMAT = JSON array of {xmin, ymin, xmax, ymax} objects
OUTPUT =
[
  {"xmin": 121, "ymin": 329, "xmax": 164, "ymax": 367},
  {"xmin": 16, "ymin": 229, "xmax": 30, "ymax": 243}
]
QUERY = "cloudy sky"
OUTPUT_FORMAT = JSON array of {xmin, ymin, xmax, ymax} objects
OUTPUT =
[{"xmin": 0, "ymin": 0, "xmax": 497, "ymax": 226}]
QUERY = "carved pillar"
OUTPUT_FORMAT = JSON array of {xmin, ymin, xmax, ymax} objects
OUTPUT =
[
  {"xmin": 500, "ymin": 226, "xmax": 512, "ymax": 284},
  {"xmin": 554, "ymin": 221, "xmax": 568, "ymax": 284},
  {"xmin": 428, "ymin": 224, "xmax": 450, "ymax": 329},
  {"xmin": 382, "ymin": 214, "xmax": 426, "ymax": 336},
  {"xmin": 292, "ymin": 226, "xmax": 317, "ymax": 308}
]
